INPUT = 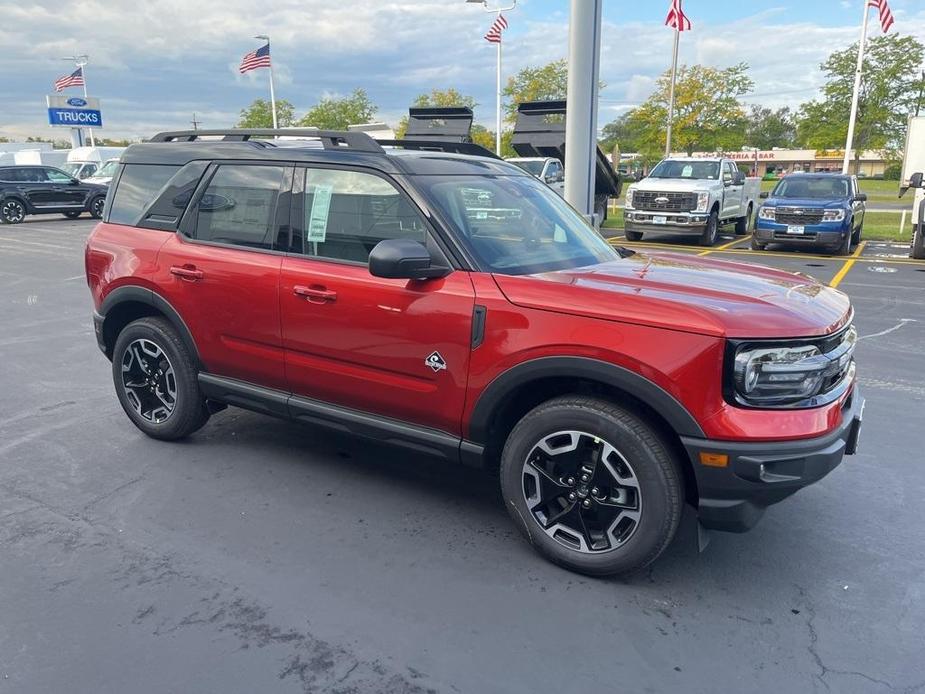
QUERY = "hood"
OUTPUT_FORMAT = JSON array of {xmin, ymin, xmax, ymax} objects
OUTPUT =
[
  {"xmin": 492, "ymin": 252, "xmax": 851, "ymax": 339},
  {"xmin": 764, "ymin": 197, "xmax": 849, "ymax": 209},
  {"xmin": 630, "ymin": 178, "xmax": 716, "ymax": 193}
]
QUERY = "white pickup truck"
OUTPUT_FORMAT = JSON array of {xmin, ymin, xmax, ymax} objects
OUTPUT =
[{"xmin": 623, "ymin": 157, "xmax": 760, "ymax": 246}]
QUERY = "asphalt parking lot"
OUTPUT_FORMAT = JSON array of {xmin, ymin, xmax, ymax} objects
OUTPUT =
[{"xmin": 2, "ymin": 218, "xmax": 923, "ymax": 694}]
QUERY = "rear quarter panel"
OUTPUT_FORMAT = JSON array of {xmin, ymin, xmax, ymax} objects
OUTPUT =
[{"xmin": 85, "ymin": 222, "xmax": 171, "ymax": 310}]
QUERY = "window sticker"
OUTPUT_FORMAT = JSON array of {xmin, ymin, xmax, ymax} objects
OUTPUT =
[{"xmin": 306, "ymin": 184, "xmax": 333, "ymax": 243}]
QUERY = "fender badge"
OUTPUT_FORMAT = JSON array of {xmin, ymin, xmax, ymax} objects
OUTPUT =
[{"xmin": 425, "ymin": 351, "xmax": 447, "ymax": 372}]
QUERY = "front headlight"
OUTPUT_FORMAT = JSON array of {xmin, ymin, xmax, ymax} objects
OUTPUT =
[
  {"xmin": 625, "ymin": 189, "xmax": 634, "ymax": 209},
  {"xmin": 695, "ymin": 192, "xmax": 709, "ymax": 212},
  {"xmin": 758, "ymin": 206, "xmax": 776, "ymax": 220},
  {"xmin": 730, "ymin": 326, "xmax": 857, "ymax": 407},
  {"xmin": 822, "ymin": 209, "xmax": 845, "ymax": 222}
]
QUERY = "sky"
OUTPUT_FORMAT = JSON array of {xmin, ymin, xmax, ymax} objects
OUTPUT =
[{"xmin": 0, "ymin": 0, "xmax": 923, "ymax": 141}]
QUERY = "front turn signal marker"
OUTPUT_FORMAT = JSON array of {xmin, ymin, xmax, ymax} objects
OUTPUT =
[{"xmin": 699, "ymin": 452, "xmax": 729, "ymax": 468}]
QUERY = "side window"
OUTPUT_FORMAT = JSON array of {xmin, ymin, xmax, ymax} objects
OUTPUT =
[
  {"xmin": 547, "ymin": 161, "xmax": 562, "ymax": 180},
  {"xmin": 722, "ymin": 162, "xmax": 733, "ymax": 182},
  {"xmin": 0, "ymin": 168, "xmax": 14, "ymax": 182},
  {"xmin": 190, "ymin": 165, "xmax": 286, "ymax": 250},
  {"xmin": 296, "ymin": 168, "xmax": 426, "ymax": 264},
  {"xmin": 45, "ymin": 168, "xmax": 73, "ymax": 182},
  {"xmin": 82, "ymin": 164, "xmax": 98, "ymax": 178},
  {"xmin": 108, "ymin": 164, "xmax": 180, "ymax": 226}
]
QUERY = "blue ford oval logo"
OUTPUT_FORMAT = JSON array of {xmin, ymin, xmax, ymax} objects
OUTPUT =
[{"xmin": 67, "ymin": 97, "xmax": 87, "ymax": 107}]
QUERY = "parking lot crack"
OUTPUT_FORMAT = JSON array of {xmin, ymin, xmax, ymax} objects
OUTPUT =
[{"xmin": 82, "ymin": 474, "xmax": 147, "ymax": 512}]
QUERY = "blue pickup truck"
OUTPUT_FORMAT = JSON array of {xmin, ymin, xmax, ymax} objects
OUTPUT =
[{"xmin": 753, "ymin": 174, "xmax": 866, "ymax": 255}]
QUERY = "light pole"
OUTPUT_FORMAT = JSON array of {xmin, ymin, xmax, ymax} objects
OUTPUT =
[
  {"xmin": 742, "ymin": 146, "xmax": 760, "ymax": 177},
  {"xmin": 467, "ymin": 0, "xmax": 516, "ymax": 155},
  {"xmin": 61, "ymin": 54, "xmax": 94, "ymax": 147},
  {"xmin": 255, "ymin": 35, "xmax": 278, "ymax": 129}
]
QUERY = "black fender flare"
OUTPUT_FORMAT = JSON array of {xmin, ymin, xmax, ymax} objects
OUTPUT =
[
  {"xmin": 100, "ymin": 285, "xmax": 201, "ymax": 367},
  {"xmin": 468, "ymin": 356, "xmax": 706, "ymax": 442}
]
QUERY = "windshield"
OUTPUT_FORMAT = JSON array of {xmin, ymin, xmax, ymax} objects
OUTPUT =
[
  {"xmin": 772, "ymin": 177, "xmax": 850, "ymax": 199},
  {"xmin": 510, "ymin": 160, "xmax": 544, "ymax": 177},
  {"xmin": 94, "ymin": 160, "xmax": 119, "ymax": 178},
  {"xmin": 416, "ymin": 174, "xmax": 618, "ymax": 275},
  {"xmin": 61, "ymin": 163, "xmax": 82, "ymax": 176},
  {"xmin": 649, "ymin": 160, "xmax": 719, "ymax": 180}
]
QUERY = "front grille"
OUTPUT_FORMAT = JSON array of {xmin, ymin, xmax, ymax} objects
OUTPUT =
[
  {"xmin": 633, "ymin": 191, "xmax": 698, "ymax": 212},
  {"xmin": 817, "ymin": 323, "xmax": 857, "ymax": 398},
  {"xmin": 774, "ymin": 207, "xmax": 824, "ymax": 225}
]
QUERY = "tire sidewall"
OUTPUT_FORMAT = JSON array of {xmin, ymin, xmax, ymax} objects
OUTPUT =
[
  {"xmin": 111, "ymin": 318, "xmax": 204, "ymax": 440},
  {"xmin": 1, "ymin": 199, "xmax": 25, "ymax": 224},
  {"xmin": 500, "ymin": 401, "xmax": 681, "ymax": 576},
  {"xmin": 89, "ymin": 196, "xmax": 105, "ymax": 219},
  {"xmin": 701, "ymin": 210, "xmax": 718, "ymax": 246}
]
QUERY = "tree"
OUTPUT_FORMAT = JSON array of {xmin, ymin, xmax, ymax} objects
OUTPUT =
[
  {"xmin": 502, "ymin": 59, "xmax": 568, "ymax": 122},
  {"xmin": 796, "ymin": 34, "xmax": 924, "ymax": 172},
  {"xmin": 298, "ymin": 89, "xmax": 376, "ymax": 130},
  {"xmin": 744, "ymin": 105, "xmax": 797, "ymax": 150},
  {"xmin": 599, "ymin": 112, "xmax": 647, "ymax": 154},
  {"xmin": 395, "ymin": 88, "xmax": 478, "ymax": 138},
  {"xmin": 622, "ymin": 63, "xmax": 753, "ymax": 159},
  {"xmin": 237, "ymin": 98, "xmax": 295, "ymax": 128}
]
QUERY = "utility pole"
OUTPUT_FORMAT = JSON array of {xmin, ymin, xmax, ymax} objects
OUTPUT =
[
  {"xmin": 564, "ymin": 0, "xmax": 603, "ymax": 220},
  {"xmin": 191, "ymin": 113, "xmax": 201, "ymax": 130},
  {"xmin": 916, "ymin": 70, "xmax": 924, "ymax": 117}
]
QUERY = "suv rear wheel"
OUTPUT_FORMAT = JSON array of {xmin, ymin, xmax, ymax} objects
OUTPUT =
[
  {"xmin": 89, "ymin": 196, "xmax": 106, "ymax": 219},
  {"xmin": 112, "ymin": 317, "xmax": 209, "ymax": 440},
  {"xmin": 1, "ymin": 199, "xmax": 25, "ymax": 224},
  {"xmin": 500, "ymin": 396, "xmax": 683, "ymax": 576}
]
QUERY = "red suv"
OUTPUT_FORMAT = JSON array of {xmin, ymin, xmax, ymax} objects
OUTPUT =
[{"xmin": 85, "ymin": 129, "xmax": 863, "ymax": 576}]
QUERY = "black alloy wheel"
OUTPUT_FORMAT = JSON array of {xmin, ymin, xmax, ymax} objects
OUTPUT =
[
  {"xmin": 1, "ymin": 199, "xmax": 25, "ymax": 224},
  {"xmin": 89, "ymin": 196, "xmax": 106, "ymax": 219},
  {"xmin": 120, "ymin": 338, "xmax": 178, "ymax": 424}
]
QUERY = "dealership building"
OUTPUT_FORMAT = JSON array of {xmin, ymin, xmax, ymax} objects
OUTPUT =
[{"xmin": 672, "ymin": 148, "xmax": 893, "ymax": 177}]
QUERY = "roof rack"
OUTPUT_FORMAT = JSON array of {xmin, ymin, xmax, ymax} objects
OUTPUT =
[
  {"xmin": 148, "ymin": 128, "xmax": 384, "ymax": 153},
  {"xmin": 405, "ymin": 107, "xmax": 474, "ymax": 143},
  {"xmin": 377, "ymin": 139, "xmax": 500, "ymax": 160}
]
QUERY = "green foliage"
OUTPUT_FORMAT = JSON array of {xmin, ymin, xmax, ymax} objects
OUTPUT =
[
  {"xmin": 502, "ymin": 59, "xmax": 568, "ymax": 122},
  {"xmin": 396, "ymin": 88, "xmax": 478, "ymax": 138},
  {"xmin": 745, "ymin": 105, "xmax": 797, "ymax": 149},
  {"xmin": 599, "ymin": 113, "xmax": 647, "ymax": 154},
  {"xmin": 619, "ymin": 63, "xmax": 753, "ymax": 160},
  {"xmin": 298, "ymin": 89, "xmax": 377, "ymax": 130},
  {"xmin": 796, "ymin": 34, "xmax": 924, "ymax": 168},
  {"xmin": 237, "ymin": 98, "xmax": 295, "ymax": 128},
  {"xmin": 883, "ymin": 163, "xmax": 901, "ymax": 180}
]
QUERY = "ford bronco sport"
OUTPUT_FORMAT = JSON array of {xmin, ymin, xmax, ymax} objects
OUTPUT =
[{"xmin": 85, "ymin": 129, "xmax": 863, "ymax": 576}]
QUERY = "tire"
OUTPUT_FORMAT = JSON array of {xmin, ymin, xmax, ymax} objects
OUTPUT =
[
  {"xmin": 89, "ymin": 196, "xmax": 106, "ymax": 220},
  {"xmin": 699, "ymin": 209, "xmax": 719, "ymax": 246},
  {"xmin": 63, "ymin": 211, "xmax": 82, "ymax": 219},
  {"xmin": 111, "ymin": 317, "xmax": 209, "ymax": 440},
  {"xmin": 624, "ymin": 229, "xmax": 643, "ymax": 242},
  {"xmin": 835, "ymin": 228, "xmax": 852, "ymax": 256},
  {"xmin": 1, "ymin": 198, "xmax": 26, "ymax": 224},
  {"xmin": 750, "ymin": 235, "xmax": 766, "ymax": 251},
  {"xmin": 500, "ymin": 395, "xmax": 683, "ymax": 577},
  {"xmin": 734, "ymin": 204, "xmax": 752, "ymax": 236},
  {"xmin": 912, "ymin": 224, "xmax": 925, "ymax": 260}
]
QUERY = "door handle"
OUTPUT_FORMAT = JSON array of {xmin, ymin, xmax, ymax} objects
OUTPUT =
[
  {"xmin": 170, "ymin": 265, "xmax": 204, "ymax": 281},
  {"xmin": 293, "ymin": 285, "xmax": 337, "ymax": 303}
]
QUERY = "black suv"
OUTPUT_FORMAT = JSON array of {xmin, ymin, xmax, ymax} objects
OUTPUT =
[{"xmin": 0, "ymin": 166, "xmax": 107, "ymax": 224}]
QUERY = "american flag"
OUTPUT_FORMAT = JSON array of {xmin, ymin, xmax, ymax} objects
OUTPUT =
[
  {"xmin": 54, "ymin": 68, "xmax": 84, "ymax": 92},
  {"xmin": 484, "ymin": 14, "xmax": 508, "ymax": 44},
  {"xmin": 664, "ymin": 0, "xmax": 692, "ymax": 32},
  {"xmin": 868, "ymin": 0, "xmax": 894, "ymax": 33},
  {"xmin": 239, "ymin": 43, "xmax": 271, "ymax": 74}
]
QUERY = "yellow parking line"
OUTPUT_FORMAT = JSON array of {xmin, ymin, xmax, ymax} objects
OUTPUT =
[
  {"xmin": 698, "ymin": 235, "xmax": 751, "ymax": 256},
  {"xmin": 829, "ymin": 240, "xmax": 867, "ymax": 288}
]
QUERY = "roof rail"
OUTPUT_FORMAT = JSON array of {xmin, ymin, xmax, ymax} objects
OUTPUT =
[
  {"xmin": 376, "ymin": 139, "xmax": 501, "ymax": 160},
  {"xmin": 148, "ymin": 128, "xmax": 384, "ymax": 153}
]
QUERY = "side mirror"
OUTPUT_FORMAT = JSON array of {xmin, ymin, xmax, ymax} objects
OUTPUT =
[
  {"xmin": 723, "ymin": 178, "xmax": 732, "ymax": 187},
  {"xmin": 733, "ymin": 171, "xmax": 746, "ymax": 185},
  {"xmin": 70, "ymin": 178, "xmax": 80, "ymax": 185},
  {"xmin": 369, "ymin": 239, "xmax": 448, "ymax": 280},
  {"xmin": 854, "ymin": 193, "xmax": 868, "ymax": 202},
  {"xmin": 544, "ymin": 173, "xmax": 557, "ymax": 184},
  {"xmin": 759, "ymin": 191, "xmax": 769, "ymax": 199},
  {"xmin": 634, "ymin": 172, "xmax": 643, "ymax": 182}
]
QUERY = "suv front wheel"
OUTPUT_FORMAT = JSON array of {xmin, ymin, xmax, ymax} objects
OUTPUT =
[
  {"xmin": 112, "ymin": 317, "xmax": 209, "ymax": 440},
  {"xmin": 500, "ymin": 396, "xmax": 683, "ymax": 576}
]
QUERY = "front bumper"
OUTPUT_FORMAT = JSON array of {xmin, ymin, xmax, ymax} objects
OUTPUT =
[
  {"xmin": 755, "ymin": 220, "xmax": 850, "ymax": 248},
  {"xmin": 625, "ymin": 210, "xmax": 708, "ymax": 236},
  {"xmin": 681, "ymin": 386, "xmax": 864, "ymax": 532}
]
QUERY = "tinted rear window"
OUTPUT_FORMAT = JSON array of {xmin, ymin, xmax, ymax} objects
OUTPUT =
[{"xmin": 108, "ymin": 164, "xmax": 179, "ymax": 225}]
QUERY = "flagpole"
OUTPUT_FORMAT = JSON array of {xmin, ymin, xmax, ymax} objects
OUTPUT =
[
  {"xmin": 81, "ymin": 63, "xmax": 95, "ymax": 147},
  {"xmin": 255, "ymin": 35, "xmax": 278, "ymax": 129},
  {"xmin": 842, "ymin": 1, "xmax": 870, "ymax": 174},
  {"xmin": 665, "ymin": 26, "xmax": 679, "ymax": 157},
  {"xmin": 496, "ymin": 17, "xmax": 502, "ymax": 155}
]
